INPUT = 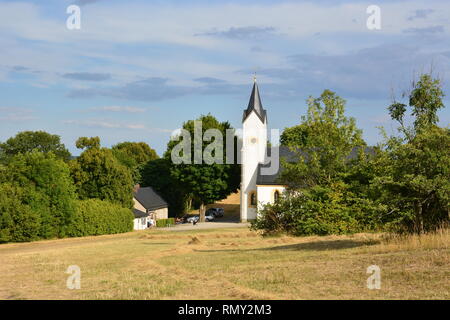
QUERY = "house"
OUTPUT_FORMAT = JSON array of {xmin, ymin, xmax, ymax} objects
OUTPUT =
[
  {"xmin": 240, "ymin": 80, "xmax": 373, "ymax": 222},
  {"xmin": 133, "ymin": 185, "xmax": 168, "ymax": 230}
]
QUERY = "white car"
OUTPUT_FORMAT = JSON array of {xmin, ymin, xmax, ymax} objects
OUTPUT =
[{"xmin": 186, "ymin": 213, "xmax": 214, "ymax": 223}]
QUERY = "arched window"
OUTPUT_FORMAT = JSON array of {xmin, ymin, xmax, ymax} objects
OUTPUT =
[
  {"xmin": 274, "ymin": 190, "xmax": 280, "ymax": 203},
  {"xmin": 249, "ymin": 191, "xmax": 257, "ymax": 207}
]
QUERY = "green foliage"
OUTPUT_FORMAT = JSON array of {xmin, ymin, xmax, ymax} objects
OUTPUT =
[
  {"xmin": 280, "ymin": 90, "xmax": 365, "ymax": 188},
  {"xmin": 140, "ymin": 158, "xmax": 188, "ymax": 217},
  {"xmin": 388, "ymin": 73, "xmax": 445, "ymax": 140},
  {"xmin": 375, "ymin": 126, "xmax": 450, "ymax": 233},
  {"xmin": 380, "ymin": 73, "xmax": 449, "ymax": 233},
  {"xmin": 112, "ymin": 142, "xmax": 159, "ymax": 184},
  {"xmin": 165, "ymin": 114, "xmax": 240, "ymax": 220},
  {"xmin": 3, "ymin": 151, "xmax": 77, "ymax": 239},
  {"xmin": 75, "ymin": 136, "xmax": 101, "ymax": 150},
  {"xmin": 155, "ymin": 218, "xmax": 175, "ymax": 228},
  {"xmin": 0, "ymin": 184, "xmax": 41, "ymax": 243},
  {"xmin": 67, "ymin": 199, "xmax": 134, "ymax": 237},
  {"xmin": 70, "ymin": 139, "xmax": 134, "ymax": 208},
  {"xmin": 0, "ymin": 131, "xmax": 71, "ymax": 162},
  {"xmin": 252, "ymin": 184, "xmax": 385, "ymax": 236}
]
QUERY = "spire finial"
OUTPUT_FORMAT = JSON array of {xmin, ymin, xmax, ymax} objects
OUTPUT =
[{"xmin": 253, "ymin": 72, "xmax": 257, "ymax": 83}]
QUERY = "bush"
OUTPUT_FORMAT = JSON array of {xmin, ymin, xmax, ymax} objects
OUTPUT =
[
  {"xmin": 156, "ymin": 218, "xmax": 175, "ymax": 228},
  {"xmin": 4, "ymin": 151, "xmax": 77, "ymax": 239},
  {"xmin": 67, "ymin": 199, "xmax": 134, "ymax": 237},
  {"xmin": 0, "ymin": 184, "xmax": 41, "ymax": 243},
  {"xmin": 252, "ymin": 184, "xmax": 385, "ymax": 236}
]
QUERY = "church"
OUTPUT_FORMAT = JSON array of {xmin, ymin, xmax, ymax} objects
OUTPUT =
[{"xmin": 240, "ymin": 80, "xmax": 295, "ymax": 222}]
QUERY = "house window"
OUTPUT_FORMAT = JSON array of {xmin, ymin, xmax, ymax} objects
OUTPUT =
[
  {"xmin": 274, "ymin": 190, "xmax": 280, "ymax": 203},
  {"xmin": 249, "ymin": 191, "xmax": 257, "ymax": 207},
  {"xmin": 141, "ymin": 218, "xmax": 146, "ymax": 225}
]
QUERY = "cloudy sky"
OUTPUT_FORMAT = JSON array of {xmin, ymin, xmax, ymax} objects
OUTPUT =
[{"xmin": 1, "ymin": 0, "xmax": 450, "ymax": 155}]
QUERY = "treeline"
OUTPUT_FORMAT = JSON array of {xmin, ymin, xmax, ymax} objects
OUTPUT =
[
  {"xmin": 253, "ymin": 73, "xmax": 449, "ymax": 235},
  {"xmin": 0, "ymin": 134, "xmax": 158, "ymax": 243}
]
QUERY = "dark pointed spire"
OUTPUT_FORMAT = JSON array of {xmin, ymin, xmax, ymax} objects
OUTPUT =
[{"xmin": 243, "ymin": 79, "xmax": 266, "ymax": 123}]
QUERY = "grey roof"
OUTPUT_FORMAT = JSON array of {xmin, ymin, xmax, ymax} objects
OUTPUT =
[
  {"xmin": 133, "ymin": 187, "xmax": 168, "ymax": 211},
  {"xmin": 256, "ymin": 146, "xmax": 375, "ymax": 186},
  {"xmin": 243, "ymin": 81, "xmax": 267, "ymax": 123},
  {"xmin": 133, "ymin": 208, "xmax": 149, "ymax": 219}
]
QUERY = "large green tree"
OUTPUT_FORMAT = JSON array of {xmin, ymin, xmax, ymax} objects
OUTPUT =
[
  {"xmin": 0, "ymin": 131, "xmax": 71, "ymax": 162},
  {"xmin": 280, "ymin": 89, "xmax": 366, "ymax": 188},
  {"xmin": 1, "ymin": 151, "xmax": 77, "ymax": 239},
  {"xmin": 70, "ymin": 137, "xmax": 134, "ymax": 208},
  {"xmin": 140, "ymin": 158, "xmax": 188, "ymax": 217},
  {"xmin": 379, "ymin": 73, "xmax": 449, "ymax": 233},
  {"xmin": 165, "ymin": 114, "xmax": 240, "ymax": 221},
  {"xmin": 112, "ymin": 141, "xmax": 159, "ymax": 183}
]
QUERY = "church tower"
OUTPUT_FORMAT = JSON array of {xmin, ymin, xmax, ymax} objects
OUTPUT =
[{"xmin": 240, "ymin": 79, "xmax": 268, "ymax": 222}]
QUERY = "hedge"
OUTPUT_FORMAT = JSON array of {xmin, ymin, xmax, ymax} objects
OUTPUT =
[
  {"xmin": 156, "ymin": 218, "xmax": 175, "ymax": 228},
  {"xmin": 0, "ymin": 184, "xmax": 41, "ymax": 243},
  {"xmin": 67, "ymin": 199, "xmax": 134, "ymax": 237}
]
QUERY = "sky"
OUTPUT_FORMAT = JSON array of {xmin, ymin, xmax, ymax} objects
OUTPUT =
[{"xmin": 1, "ymin": 0, "xmax": 450, "ymax": 156}]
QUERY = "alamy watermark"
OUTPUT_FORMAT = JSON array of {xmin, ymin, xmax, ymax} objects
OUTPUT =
[
  {"xmin": 366, "ymin": 5, "xmax": 381, "ymax": 30},
  {"xmin": 169, "ymin": 121, "xmax": 280, "ymax": 175},
  {"xmin": 66, "ymin": 265, "xmax": 81, "ymax": 290},
  {"xmin": 366, "ymin": 265, "xmax": 381, "ymax": 290},
  {"xmin": 66, "ymin": 5, "xmax": 81, "ymax": 30}
]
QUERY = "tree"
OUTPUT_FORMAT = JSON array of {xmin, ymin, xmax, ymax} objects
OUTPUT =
[
  {"xmin": 3, "ymin": 151, "xmax": 77, "ymax": 239},
  {"xmin": 112, "ymin": 141, "xmax": 159, "ymax": 183},
  {"xmin": 280, "ymin": 89, "xmax": 365, "ymax": 188},
  {"xmin": 0, "ymin": 183, "xmax": 41, "ymax": 243},
  {"xmin": 381, "ymin": 73, "xmax": 449, "ymax": 233},
  {"xmin": 165, "ymin": 114, "xmax": 240, "ymax": 221},
  {"xmin": 140, "ymin": 158, "xmax": 188, "ymax": 217},
  {"xmin": 253, "ymin": 90, "xmax": 385, "ymax": 236},
  {"xmin": 75, "ymin": 136, "xmax": 101, "ymax": 150},
  {"xmin": 388, "ymin": 73, "xmax": 445, "ymax": 141},
  {"xmin": 70, "ymin": 137, "xmax": 134, "ymax": 208},
  {"xmin": 0, "ymin": 131, "xmax": 71, "ymax": 162}
]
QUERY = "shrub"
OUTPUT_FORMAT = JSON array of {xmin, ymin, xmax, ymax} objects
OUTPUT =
[
  {"xmin": 156, "ymin": 218, "xmax": 175, "ymax": 228},
  {"xmin": 67, "ymin": 199, "xmax": 134, "ymax": 237},
  {"xmin": 0, "ymin": 184, "xmax": 41, "ymax": 243},
  {"xmin": 5, "ymin": 151, "xmax": 77, "ymax": 239},
  {"xmin": 252, "ymin": 184, "xmax": 385, "ymax": 236}
]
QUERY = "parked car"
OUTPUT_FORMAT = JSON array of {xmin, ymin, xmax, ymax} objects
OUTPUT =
[
  {"xmin": 186, "ymin": 212, "xmax": 215, "ymax": 223},
  {"xmin": 206, "ymin": 208, "xmax": 224, "ymax": 218}
]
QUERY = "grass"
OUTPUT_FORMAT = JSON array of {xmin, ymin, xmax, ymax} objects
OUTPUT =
[{"xmin": 0, "ymin": 227, "xmax": 448, "ymax": 300}]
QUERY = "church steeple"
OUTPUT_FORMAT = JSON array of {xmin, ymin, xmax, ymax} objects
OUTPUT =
[{"xmin": 243, "ymin": 80, "xmax": 266, "ymax": 123}]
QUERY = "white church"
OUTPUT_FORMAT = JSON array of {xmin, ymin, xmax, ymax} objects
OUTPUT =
[{"xmin": 240, "ymin": 80, "xmax": 294, "ymax": 222}]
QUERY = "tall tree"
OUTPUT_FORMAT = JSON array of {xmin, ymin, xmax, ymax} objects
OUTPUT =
[
  {"xmin": 140, "ymin": 158, "xmax": 188, "ymax": 217},
  {"xmin": 165, "ymin": 114, "xmax": 240, "ymax": 221},
  {"xmin": 381, "ymin": 73, "xmax": 449, "ymax": 233},
  {"xmin": 70, "ymin": 137, "xmax": 134, "ymax": 208},
  {"xmin": 112, "ymin": 141, "xmax": 159, "ymax": 183},
  {"xmin": 0, "ymin": 131, "xmax": 71, "ymax": 162},
  {"xmin": 280, "ymin": 89, "xmax": 365, "ymax": 188},
  {"xmin": 2, "ymin": 151, "xmax": 77, "ymax": 239}
]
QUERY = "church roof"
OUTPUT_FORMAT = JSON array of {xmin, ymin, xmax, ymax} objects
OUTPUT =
[{"xmin": 243, "ymin": 81, "xmax": 267, "ymax": 123}]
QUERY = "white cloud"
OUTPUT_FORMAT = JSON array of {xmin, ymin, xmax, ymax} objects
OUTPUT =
[
  {"xmin": 63, "ymin": 119, "xmax": 171, "ymax": 132},
  {"xmin": 0, "ymin": 107, "xmax": 36, "ymax": 122},
  {"xmin": 88, "ymin": 106, "xmax": 147, "ymax": 113}
]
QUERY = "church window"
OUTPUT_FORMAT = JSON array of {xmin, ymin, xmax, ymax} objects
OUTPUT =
[
  {"xmin": 274, "ymin": 190, "xmax": 280, "ymax": 203},
  {"xmin": 249, "ymin": 191, "xmax": 257, "ymax": 207}
]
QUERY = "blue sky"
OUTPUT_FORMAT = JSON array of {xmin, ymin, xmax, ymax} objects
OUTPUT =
[{"xmin": 1, "ymin": 0, "xmax": 450, "ymax": 155}]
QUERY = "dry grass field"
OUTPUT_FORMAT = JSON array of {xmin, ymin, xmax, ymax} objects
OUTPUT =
[{"xmin": 0, "ymin": 225, "xmax": 448, "ymax": 300}]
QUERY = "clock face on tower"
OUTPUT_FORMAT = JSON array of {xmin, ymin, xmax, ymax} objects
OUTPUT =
[{"xmin": 250, "ymin": 137, "xmax": 258, "ymax": 145}]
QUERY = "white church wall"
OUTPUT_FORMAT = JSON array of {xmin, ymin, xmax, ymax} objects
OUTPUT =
[
  {"xmin": 241, "ymin": 111, "xmax": 267, "ymax": 222},
  {"xmin": 256, "ymin": 185, "xmax": 286, "ymax": 212}
]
